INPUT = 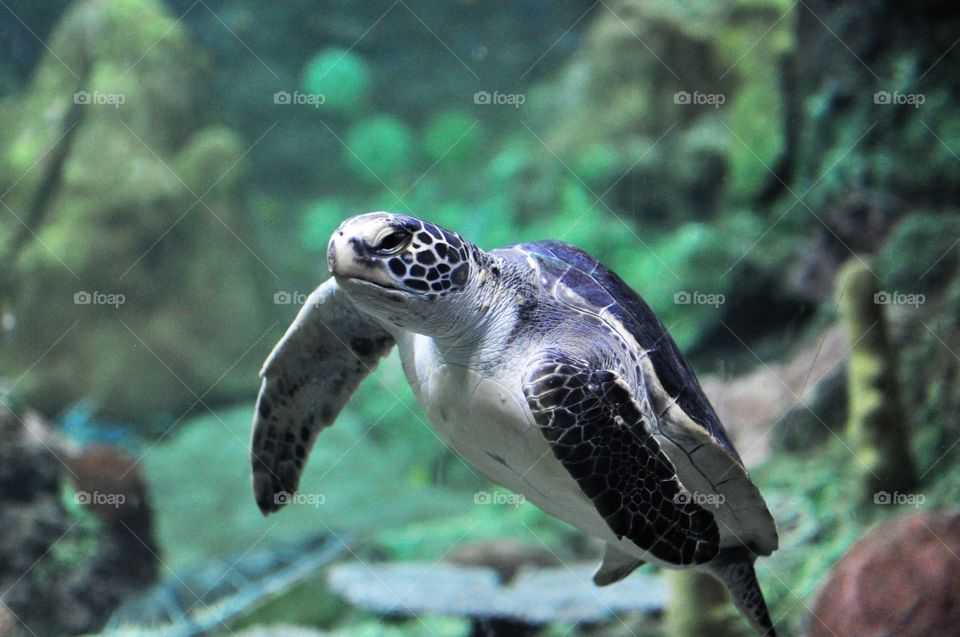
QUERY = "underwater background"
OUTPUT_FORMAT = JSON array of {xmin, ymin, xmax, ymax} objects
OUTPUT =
[{"xmin": 2, "ymin": 1, "xmax": 960, "ymax": 635}]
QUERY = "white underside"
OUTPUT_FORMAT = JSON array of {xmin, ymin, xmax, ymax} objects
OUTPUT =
[{"xmin": 396, "ymin": 333, "xmax": 690, "ymax": 569}]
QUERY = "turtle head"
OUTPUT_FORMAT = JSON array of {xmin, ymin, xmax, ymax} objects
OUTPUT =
[{"xmin": 328, "ymin": 212, "xmax": 484, "ymax": 334}]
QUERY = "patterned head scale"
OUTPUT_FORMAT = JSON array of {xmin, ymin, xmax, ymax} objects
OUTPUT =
[{"xmin": 327, "ymin": 212, "xmax": 477, "ymax": 300}]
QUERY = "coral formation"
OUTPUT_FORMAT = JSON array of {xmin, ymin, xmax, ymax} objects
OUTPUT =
[
  {"xmin": 836, "ymin": 258, "xmax": 916, "ymax": 498},
  {"xmin": 0, "ymin": 0, "xmax": 270, "ymax": 423}
]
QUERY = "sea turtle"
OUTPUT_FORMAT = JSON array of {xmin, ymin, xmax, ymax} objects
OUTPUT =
[{"xmin": 251, "ymin": 212, "xmax": 779, "ymax": 635}]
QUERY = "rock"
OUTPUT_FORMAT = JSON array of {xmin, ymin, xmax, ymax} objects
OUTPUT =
[
  {"xmin": 0, "ymin": 410, "xmax": 63, "ymax": 501},
  {"xmin": 0, "ymin": 406, "xmax": 78, "ymax": 633},
  {"xmin": 789, "ymin": 191, "xmax": 903, "ymax": 303},
  {"xmin": 0, "ymin": 604, "xmax": 12, "ymax": 637},
  {"xmin": 343, "ymin": 115, "xmax": 417, "ymax": 185},
  {"xmin": 700, "ymin": 324, "xmax": 848, "ymax": 466},
  {"xmin": 809, "ymin": 511, "xmax": 960, "ymax": 637},
  {"xmin": 875, "ymin": 211, "xmax": 960, "ymax": 295},
  {"xmin": 541, "ymin": 0, "xmax": 793, "ymax": 224},
  {"xmin": 233, "ymin": 627, "xmax": 332, "ymax": 637},
  {"xmin": 64, "ymin": 445, "xmax": 153, "ymax": 526},
  {"xmin": 327, "ymin": 561, "xmax": 665, "ymax": 626},
  {"xmin": 0, "ymin": 405, "xmax": 159, "ymax": 635},
  {"xmin": 788, "ymin": 0, "xmax": 960, "ymax": 217},
  {"xmin": 0, "ymin": 0, "xmax": 271, "ymax": 424},
  {"xmin": 300, "ymin": 47, "xmax": 372, "ymax": 115},
  {"xmin": 446, "ymin": 539, "xmax": 557, "ymax": 583},
  {"xmin": 836, "ymin": 258, "xmax": 916, "ymax": 499}
]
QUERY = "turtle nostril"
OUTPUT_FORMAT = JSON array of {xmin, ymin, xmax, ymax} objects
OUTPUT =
[{"xmin": 348, "ymin": 237, "xmax": 365, "ymax": 257}]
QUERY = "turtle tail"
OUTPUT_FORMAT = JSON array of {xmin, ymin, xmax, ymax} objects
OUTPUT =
[{"xmin": 708, "ymin": 547, "xmax": 776, "ymax": 636}]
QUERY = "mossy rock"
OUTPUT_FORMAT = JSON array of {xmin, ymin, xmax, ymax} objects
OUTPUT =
[
  {"xmin": 723, "ymin": 66, "xmax": 785, "ymax": 201},
  {"xmin": 875, "ymin": 211, "xmax": 960, "ymax": 294},
  {"xmin": 174, "ymin": 127, "xmax": 247, "ymax": 196},
  {"xmin": 421, "ymin": 110, "xmax": 483, "ymax": 167},
  {"xmin": 572, "ymin": 142, "xmax": 620, "ymax": 185},
  {"xmin": 301, "ymin": 198, "xmax": 348, "ymax": 252},
  {"xmin": 625, "ymin": 216, "xmax": 765, "ymax": 350},
  {"xmin": 343, "ymin": 115, "xmax": 417, "ymax": 185},
  {"xmin": 0, "ymin": 0, "xmax": 269, "ymax": 424},
  {"xmin": 301, "ymin": 47, "xmax": 372, "ymax": 114},
  {"xmin": 836, "ymin": 259, "xmax": 917, "ymax": 498}
]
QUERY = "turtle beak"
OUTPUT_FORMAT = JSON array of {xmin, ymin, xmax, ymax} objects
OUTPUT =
[
  {"xmin": 327, "ymin": 230, "xmax": 344, "ymax": 273},
  {"xmin": 326, "ymin": 228, "xmax": 367, "ymax": 278},
  {"xmin": 326, "ymin": 222, "xmax": 398, "ymax": 291}
]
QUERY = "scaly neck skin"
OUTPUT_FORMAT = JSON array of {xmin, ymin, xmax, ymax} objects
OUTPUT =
[{"xmin": 429, "ymin": 253, "xmax": 528, "ymax": 369}]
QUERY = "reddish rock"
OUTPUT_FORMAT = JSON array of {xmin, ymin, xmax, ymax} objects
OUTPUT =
[
  {"xmin": 65, "ymin": 444, "xmax": 153, "ymax": 525},
  {"xmin": 809, "ymin": 511, "xmax": 960, "ymax": 637}
]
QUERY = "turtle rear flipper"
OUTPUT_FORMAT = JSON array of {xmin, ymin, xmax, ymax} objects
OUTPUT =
[{"xmin": 708, "ymin": 547, "xmax": 776, "ymax": 636}]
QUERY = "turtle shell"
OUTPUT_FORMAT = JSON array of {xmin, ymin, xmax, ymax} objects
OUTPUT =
[
  {"xmin": 497, "ymin": 239, "xmax": 778, "ymax": 557},
  {"xmin": 503, "ymin": 240, "xmax": 741, "ymax": 460}
]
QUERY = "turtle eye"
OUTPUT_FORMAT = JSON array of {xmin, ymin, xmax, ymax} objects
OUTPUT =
[{"xmin": 370, "ymin": 229, "xmax": 411, "ymax": 255}]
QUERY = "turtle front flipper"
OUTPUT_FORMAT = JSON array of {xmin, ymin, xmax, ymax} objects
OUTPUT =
[
  {"xmin": 521, "ymin": 351, "xmax": 720, "ymax": 566},
  {"xmin": 251, "ymin": 278, "xmax": 394, "ymax": 515}
]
